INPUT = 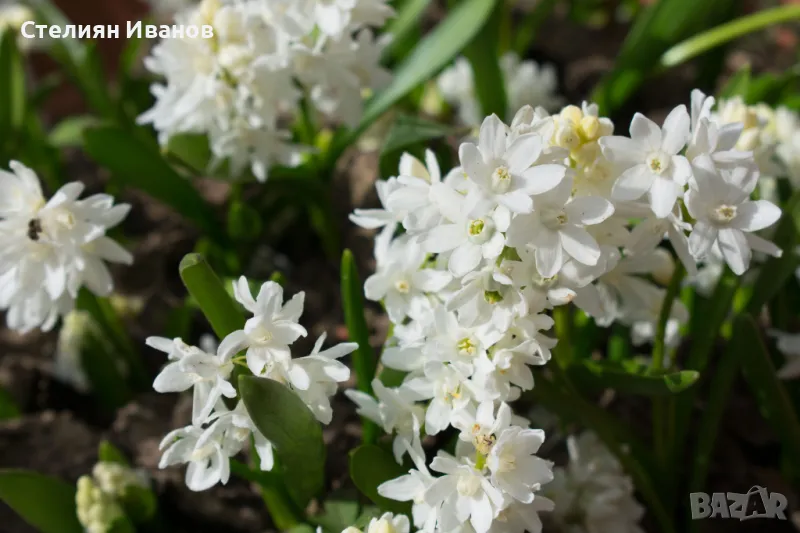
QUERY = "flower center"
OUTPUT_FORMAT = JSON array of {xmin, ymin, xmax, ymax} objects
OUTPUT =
[
  {"xmin": 467, "ymin": 218, "xmax": 492, "ymax": 244},
  {"xmin": 491, "ymin": 166, "xmax": 512, "ymax": 193},
  {"xmin": 484, "ymin": 290, "xmax": 504, "ymax": 304},
  {"xmin": 472, "ymin": 431, "xmax": 497, "ymax": 455},
  {"xmin": 27, "ymin": 218, "xmax": 43, "ymax": 241},
  {"xmin": 646, "ymin": 152, "xmax": 671, "ymax": 174},
  {"xmin": 457, "ymin": 337, "xmax": 477, "ymax": 356},
  {"xmin": 711, "ymin": 204, "xmax": 737, "ymax": 224},
  {"xmin": 253, "ymin": 327, "xmax": 273, "ymax": 344},
  {"xmin": 532, "ymin": 273, "xmax": 557, "ymax": 289},
  {"xmin": 456, "ymin": 473, "xmax": 482, "ymax": 496},
  {"xmin": 394, "ymin": 279, "xmax": 410, "ymax": 294}
]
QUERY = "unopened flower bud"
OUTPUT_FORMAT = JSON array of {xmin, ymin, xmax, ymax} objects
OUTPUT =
[{"xmin": 560, "ymin": 105, "xmax": 583, "ymax": 125}]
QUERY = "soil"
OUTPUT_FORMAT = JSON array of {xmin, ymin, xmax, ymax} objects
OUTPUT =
[{"xmin": 2, "ymin": 1, "xmax": 800, "ymax": 532}]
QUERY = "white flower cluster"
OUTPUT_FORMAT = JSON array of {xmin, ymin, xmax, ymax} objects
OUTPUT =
[
  {"xmin": 348, "ymin": 89, "xmax": 784, "ymax": 533},
  {"xmin": 342, "ymin": 512, "xmax": 410, "ymax": 533},
  {"xmin": 76, "ymin": 462, "xmax": 149, "ymax": 533},
  {"xmin": 149, "ymin": 277, "xmax": 356, "ymax": 491},
  {"xmin": 437, "ymin": 52, "xmax": 562, "ymax": 128},
  {"xmin": 0, "ymin": 162, "xmax": 132, "ymax": 334},
  {"xmin": 139, "ymin": 0, "xmax": 393, "ymax": 182},
  {"xmin": 545, "ymin": 432, "xmax": 644, "ymax": 533}
]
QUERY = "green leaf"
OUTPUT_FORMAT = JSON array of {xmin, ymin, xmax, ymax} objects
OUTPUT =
[
  {"xmin": 32, "ymin": 1, "xmax": 116, "ymax": 119},
  {"xmin": 0, "ymin": 385, "xmax": 19, "ymax": 421},
  {"xmin": 311, "ymin": 500, "xmax": 360, "ymax": 533},
  {"xmin": 76, "ymin": 290, "xmax": 147, "ymax": 389},
  {"xmin": 0, "ymin": 29, "xmax": 26, "ymax": 138},
  {"xmin": 98, "ymin": 440, "xmax": 129, "ymax": 466},
  {"xmin": 349, "ymin": 445, "xmax": 412, "ymax": 515},
  {"xmin": 0, "ymin": 470, "xmax": 83, "ymax": 533},
  {"xmin": 83, "ymin": 126, "xmax": 225, "ymax": 243},
  {"xmin": 718, "ymin": 63, "xmax": 751, "ymax": 99},
  {"xmin": 382, "ymin": 0, "xmax": 432, "ymax": 61},
  {"xmin": 745, "ymin": 191, "xmax": 800, "ymax": 313},
  {"xmin": 80, "ymin": 331, "xmax": 131, "ymax": 411},
  {"xmin": 568, "ymin": 360, "xmax": 699, "ymax": 396},
  {"xmin": 165, "ymin": 133, "xmax": 213, "ymax": 175},
  {"xmin": 591, "ymin": 0, "xmax": 737, "ymax": 114},
  {"xmin": 463, "ymin": 3, "xmax": 507, "ymax": 118},
  {"xmin": 738, "ymin": 315, "xmax": 800, "ymax": 482},
  {"xmin": 341, "ymin": 250, "xmax": 379, "ymax": 444},
  {"xmin": 380, "ymin": 114, "xmax": 453, "ymax": 157},
  {"xmin": 49, "ymin": 116, "xmax": 99, "ymax": 148},
  {"xmin": 227, "ymin": 200, "xmax": 263, "ymax": 242},
  {"xmin": 239, "ymin": 376, "xmax": 325, "ymax": 508},
  {"xmin": 179, "ymin": 254, "xmax": 246, "ymax": 338},
  {"xmin": 347, "ymin": 0, "xmax": 497, "ymax": 144}
]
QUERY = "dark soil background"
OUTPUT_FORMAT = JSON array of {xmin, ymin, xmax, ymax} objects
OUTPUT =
[{"xmin": 2, "ymin": 0, "xmax": 800, "ymax": 532}]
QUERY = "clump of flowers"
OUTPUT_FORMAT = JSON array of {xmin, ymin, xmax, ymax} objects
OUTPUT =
[
  {"xmin": 148, "ymin": 277, "xmax": 356, "ymax": 491},
  {"xmin": 349, "ymin": 88, "xmax": 783, "ymax": 532},
  {"xmin": 544, "ymin": 432, "xmax": 645, "ymax": 533},
  {"xmin": 139, "ymin": 0, "xmax": 393, "ymax": 181},
  {"xmin": 0, "ymin": 161, "xmax": 132, "ymax": 334},
  {"xmin": 76, "ymin": 462, "xmax": 150, "ymax": 533}
]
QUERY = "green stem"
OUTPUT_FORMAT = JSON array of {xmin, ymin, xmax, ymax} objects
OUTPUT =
[
  {"xmin": 652, "ymin": 262, "xmax": 685, "ymax": 472},
  {"xmin": 651, "ymin": 263, "xmax": 686, "ymax": 372},
  {"xmin": 661, "ymin": 4, "xmax": 800, "ymax": 68},
  {"xmin": 553, "ymin": 305, "xmax": 574, "ymax": 367},
  {"xmin": 230, "ymin": 459, "xmax": 302, "ymax": 529}
]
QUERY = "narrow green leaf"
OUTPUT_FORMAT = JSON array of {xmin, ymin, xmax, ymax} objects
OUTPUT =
[
  {"xmin": 165, "ymin": 133, "xmax": 213, "ymax": 175},
  {"xmin": 98, "ymin": 441, "xmax": 129, "ymax": 466},
  {"xmin": 231, "ymin": 457, "xmax": 301, "ymax": 529},
  {"xmin": 227, "ymin": 200, "xmax": 263, "ymax": 242},
  {"xmin": 49, "ymin": 116, "xmax": 99, "ymax": 148},
  {"xmin": 380, "ymin": 114, "xmax": 453, "ymax": 157},
  {"xmin": 0, "ymin": 470, "xmax": 83, "ymax": 533},
  {"xmin": 31, "ymin": 0, "xmax": 116, "ymax": 119},
  {"xmin": 76, "ymin": 290, "xmax": 147, "ymax": 389},
  {"xmin": 341, "ymin": 250, "xmax": 377, "ymax": 395},
  {"xmin": 382, "ymin": 0, "xmax": 432, "ymax": 61},
  {"xmin": 745, "ymin": 192, "xmax": 800, "ymax": 314},
  {"xmin": 463, "ymin": 3, "xmax": 507, "ymax": 118},
  {"xmin": 178, "ymin": 253, "xmax": 245, "ymax": 338},
  {"xmin": 513, "ymin": 0, "xmax": 558, "ymax": 55},
  {"xmin": 592, "ymin": 0, "xmax": 737, "ymax": 114},
  {"xmin": 568, "ymin": 360, "xmax": 699, "ymax": 396},
  {"xmin": 661, "ymin": 4, "xmax": 800, "ymax": 68},
  {"xmin": 80, "ymin": 331, "xmax": 131, "ymax": 410},
  {"xmin": 686, "ymin": 320, "xmax": 743, "ymax": 531},
  {"xmin": 341, "ymin": 250, "xmax": 379, "ymax": 443},
  {"xmin": 0, "ymin": 29, "xmax": 25, "ymax": 137},
  {"xmin": 738, "ymin": 315, "xmax": 800, "ymax": 482},
  {"xmin": 349, "ymin": 445, "xmax": 412, "ymax": 515},
  {"xmin": 348, "ymin": 0, "xmax": 497, "ymax": 144},
  {"xmin": 83, "ymin": 126, "xmax": 225, "ymax": 243},
  {"xmin": 0, "ymin": 385, "xmax": 19, "ymax": 421},
  {"xmin": 719, "ymin": 64, "xmax": 751, "ymax": 99},
  {"xmin": 239, "ymin": 376, "xmax": 325, "ymax": 508}
]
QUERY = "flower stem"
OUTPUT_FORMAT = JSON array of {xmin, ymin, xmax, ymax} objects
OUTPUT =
[
  {"xmin": 660, "ymin": 4, "xmax": 800, "ymax": 68},
  {"xmin": 651, "ymin": 263, "xmax": 686, "ymax": 372},
  {"xmin": 553, "ymin": 304, "xmax": 574, "ymax": 367}
]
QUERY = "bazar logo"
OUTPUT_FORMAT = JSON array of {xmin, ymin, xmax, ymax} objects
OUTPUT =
[{"xmin": 690, "ymin": 486, "xmax": 788, "ymax": 521}]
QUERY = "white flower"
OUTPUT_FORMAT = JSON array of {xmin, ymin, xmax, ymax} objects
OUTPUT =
[
  {"xmin": 769, "ymin": 330, "xmax": 800, "ymax": 380},
  {"xmin": 424, "ymin": 452, "xmax": 505, "ymax": 533},
  {"xmin": 287, "ymin": 332, "xmax": 355, "ymax": 424},
  {"xmin": 545, "ymin": 432, "xmax": 644, "ymax": 533},
  {"xmin": 452, "ymin": 401, "xmax": 514, "ymax": 455},
  {"xmin": 422, "ymin": 186, "xmax": 507, "ymax": 277},
  {"xmin": 404, "ymin": 361, "xmax": 474, "ymax": 435},
  {"xmin": 487, "ymin": 427, "xmax": 553, "ymax": 504},
  {"xmin": 0, "ymin": 162, "xmax": 132, "ymax": 333},
  {"xmin": 365, "ymin": 235, "xmax": 451, "ymax": 322},
  {"xmin": 158, "ymin": 425, "xmax": 231, "ymax": 491},
  {"xmin": 686, "ymin": 156, "xmax": 782, "ymax": 274},
  {"xmin": 501, "ymin": 52, "xmax": 562, "ymax": 115},
  {"xmin": 350, "ymin": 177, "xmax": 406, "ymax": 239},
  {"xmin": 459, "ymin": 115, "xmax": 567, "ymax": 214},
  {"xmin": 227, "ymin": 277, "xmax": 307, "ymax": 377},
  {"xmin": 346, "ymin": 378, "xmax": 426, "ymax": 462},
  {"xmin": 506, "ymin": 177, "xmax": 614, "ymax": 277},
  {"xmin": 148, "ymin": 335, "xmax": 238, "ymax": 425},
  {"xmin": 600, "ymin": 106, "xmax": 692, "ymax": 218},
  {"xmin": 386, "ymin": 151, "xmax": 447, "ymax": 234},
  {"xmin": 314, "ymin": 0, "xmax": 394, "ymax": 38}
]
